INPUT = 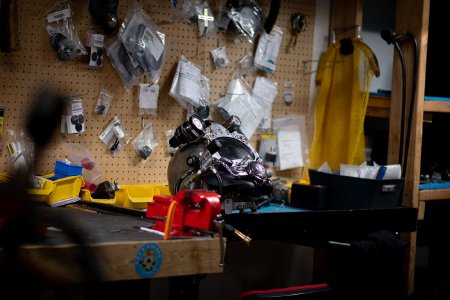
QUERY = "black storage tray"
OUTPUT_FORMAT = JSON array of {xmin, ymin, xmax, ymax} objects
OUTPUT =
[{"xmin": 308, "ymin": 169, "xmax": 404, "ymax": 209}]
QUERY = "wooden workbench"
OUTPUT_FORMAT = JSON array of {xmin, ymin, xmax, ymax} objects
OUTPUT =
[{"xmin": 9, "ymin": 205, "xmax": 224, "ymax": 284}]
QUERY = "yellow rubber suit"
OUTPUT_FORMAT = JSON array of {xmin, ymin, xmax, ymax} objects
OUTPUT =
[{"xmin": 307, "ymin": 38, "xmax": 380, "ymax": 176}]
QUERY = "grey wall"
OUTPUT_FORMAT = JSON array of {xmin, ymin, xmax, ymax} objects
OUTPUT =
[{"xmin": 362, "ymin": 0, "xmax": 396, "ymax": 93}]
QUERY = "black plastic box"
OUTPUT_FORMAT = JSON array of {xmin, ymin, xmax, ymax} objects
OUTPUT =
[
  {"xmin": 308, "ymin": 169, "xmax": 404, "ymax": 210},
  {"xmin": 290, "ymin": 183, "xmax": 329, "ymax": 210}
]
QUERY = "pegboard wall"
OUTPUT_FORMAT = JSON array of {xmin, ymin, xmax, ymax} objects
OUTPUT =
[{"xmin": 0, "ymin": 0, "xmax": 316, "ymax": 184}]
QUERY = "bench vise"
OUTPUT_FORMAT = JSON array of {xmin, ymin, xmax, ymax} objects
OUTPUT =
[{"xmin": 146, "ymin": 189, "xmax": 222, "ymax": 236}]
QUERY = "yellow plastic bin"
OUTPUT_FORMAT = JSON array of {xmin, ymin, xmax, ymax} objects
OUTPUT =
[
  {"xmin": 29, "ymin": 175, "xmax": 84, "ymax": 207},
  {"xmin": 80, "ymin": 188, "xmax": 118, "ymax": 205},
  {"xmin": 118, "ymin": 184, "xmax": 171, "ymax": 209},
  {"xmin": 0, "ymin": 172, "xmax": 11, "ymax": 183},
  {"xmin": 28, "ymin": 179, "xmax": 54, "ymax": 202}
]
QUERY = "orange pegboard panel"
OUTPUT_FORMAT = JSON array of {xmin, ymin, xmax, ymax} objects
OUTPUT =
[{"xmin": 0, "ymin": 0, "xmax": 315, "ymax": 183}]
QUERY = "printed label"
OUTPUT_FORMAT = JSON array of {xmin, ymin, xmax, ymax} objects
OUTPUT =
[
  {"xmin": 135, "ymin": 243, "xmax": 163, "ymax": 278},
  {"xmin": 47, "ymin": 8, "xmax": 71, "ymax": 23}
]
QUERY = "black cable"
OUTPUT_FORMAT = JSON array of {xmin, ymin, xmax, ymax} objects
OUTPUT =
[
  {"xmin": 393, "ymin": 41, "xmax": 407, "ymax": 170},
  {"xmin": 402, "ymin": 33, "xmax": 419, "ymax": 177},
  {"xmin": 264, "ymin": 0, "xmax": 281, "ymax": 34},
  {"xmin": 213, "ymin": 170, "xmax": 224, "ymax": 195},
  {"xmin": 174, "ymin": 168, "xmax": 195, "ymax": 194}
]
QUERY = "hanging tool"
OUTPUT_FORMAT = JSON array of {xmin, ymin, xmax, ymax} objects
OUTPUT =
[
  {"xmin": 381, "ymin": 29, "xmax": 419, "ymax": 176},
  {"xmin": 290, "ymin": 12, "xmax": 306, "ymax": 47},
  {"xmin": 213, "ymin": 213, "xmax": 251, "ymax": 268},
  {"xmin": 214, "ymin": 214, "xmax": 226, "ymax": 267}
]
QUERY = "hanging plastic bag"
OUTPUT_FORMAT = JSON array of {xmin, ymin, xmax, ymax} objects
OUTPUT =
[
  {"xmin": 119, "ymin": 1, "xmax": 168, "ymax": 84},
  {"xmin": 62, "ymin": 143, "xmax": 103, "ymax": 192},
  {"xmin": 85, "ymin": 30, "xmax": 105, "ymax": 69},
  {"xmin": 5, "ymin": 129, "xmax": 32, "ymax": 171},
  {"xmin": 253, "ymin": 76, "xmax": 278, "ymax": 130},
  {"xmin": 214, "ymin": 73, "xmax": 263, "ymax": 139},
  {"xmin": 43, "ymin": 0, "xmax": 86, "ymax": 61},
  {"xmin": 106, "ymin": 37, "xmax": 145, "ymax": 91},
  {"xmin": 169, "ymin": 55, "xmax": 202, "ymax": 109},
  {"xmin": 226, "ymin": 0, "xmax": 263, "ymax": 43},
  {"xmin": 168, "ymin": 0, "xmax": 198, "ymax": 23},
  {"xmin": 61, "ymin": 97, "xmax": 85, "ymax": 135},
  {"xmin": 139, "ymin": 83, "xmax": 159, "ymax": 117},
  {"xmin": 186, "ymin": 75, "xmax": 211, "ymax": 120},
  {"xmin": 131, "ymin": 122, "xmax": 159, "ymax": 161},
  {"xmin": 195, "ymin": 1, "xmax": 217, "ymax": 38},
  {"xmin": 99, "ymin": 116, "xmax": 131, "ymax": 155},
  {"xmin": 254, "ymin": 26, "xmax": 283, "ymax": 73},
  {"xmin": 236, "ymin": 51, "xmax": 255, "ymax": 76},
  {"xmin": 210, "ymin": 46, "xmax": 230, "ymax": 69},
  {"xmin": 94, "ymin": 87, "xmax": 113, "ymax": 116}
]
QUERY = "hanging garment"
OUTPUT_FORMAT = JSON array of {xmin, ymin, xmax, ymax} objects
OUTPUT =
[{"xmin": 308, "ymin": 38, "xmax": 380, "ymax": 173}]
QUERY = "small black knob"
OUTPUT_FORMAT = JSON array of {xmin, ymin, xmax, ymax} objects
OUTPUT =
[
  {"xmin": 138, "ymin": 145, "xmax": 152, "ymax": 160},
  {"xmin": 222, "ymin": 115, "xmax": 241, "ymax": 132},
  {"xmin": 207, "ymin": 139, "xmax": 222, "ymax": 154},
  {"xmin": 186, "ymin": 155, "xmax": 200, "ymax": 168}
]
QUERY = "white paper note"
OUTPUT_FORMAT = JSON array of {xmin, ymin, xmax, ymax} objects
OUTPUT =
[
  {"xmin": 217, "ymin": 94, "xmax": 263, "ymax": 140},
  {"xmin": 179, "ymin": 60, "xmax": 201, "ymax": 106},
  {"xmin": 277, "ymin": 129, "xmax": 303, "ymax": 170},
  {"xmin": 253, "ymin": 76, "xmax": 277, "ymax": 129}
]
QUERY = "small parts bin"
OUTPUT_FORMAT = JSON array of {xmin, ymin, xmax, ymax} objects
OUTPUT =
[
  {"xmin": 28, "ymin": 175, "xmax": 84, "ymax": 207},
  {"xmin": 120, "ymin": 184, "xmax": 171, "ymax": 209},
  {"xmin": 81, "ymin": 184, "xmax": 171, "ymax": 210}
]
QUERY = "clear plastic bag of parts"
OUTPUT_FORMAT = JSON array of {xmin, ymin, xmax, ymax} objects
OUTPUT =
[
  {"xmin": 214, "ymin": 72, "xmax": 263, "ymax": 139},
  {"xmin": 186, "ymin": 75, "xmax": 210, "ymax": 120},
  {"xmin": 43, "ymin": 0, "xmax": 86, "ymax": 61},
  {"xmin": 169, "ymin": 0, "xmax": 218, "ymax": 38},
  {"xmin": 131, "ymin": 122, "xmax": 159, "ymax": 161},
  {"xmin": 169, "ymin": 55, "xmax": 203, "ymax": 109},
  {"xmin": 237, "ymin": 51, "xmax": 255, "ymax": 76},
  {"xmin": 61, "ymin": 97, "xmax": 85, "ymax": 135},
  {"xmin": 106, "ymin": 37, "xmax": 145, "ymax": 91},
  {"xmin": 94, "ymin": 88, "xmax": 113, "ymax": 116},
  {"xmin": 139, "ymin": 83, "xmax": 159, "ymax": 117},
  {"xmin": 99, "ymin": 116, "xmax": 131, "ymax": 155},
  {"xmin": 195, "ymin": 1, "xmax": 217, "ymax": 38},
  {"xmin": 253, "ymin": 76, "xmax": 278, "ymax": 131},
  {"xmin": 62, "ymin": 143, "xmax": 103, "ymax": 192},
  {"xmin": 254, "ymin": 25, "xmax": 283, "ymax": 73},
  {"xmin": 5, "ymin": 129, "xmax": 33, "ymax": 171},
  {"xmin": 168, "ymin": 0, "xmax": 198, "ymax": 23},
  {"xmin": 119, "ymin": 1, "xmax": 168, "ymax": 84},
  {"xmin": 85, "ymin": 30, "xmax": 105, "ymax": 69},
  {"xmin": 226, "ymin": 0, "xmax": 263, "ymax": 44},
  {"xmin": 210, "ymin": 46, "xmax": 230, "ymax": 69}
]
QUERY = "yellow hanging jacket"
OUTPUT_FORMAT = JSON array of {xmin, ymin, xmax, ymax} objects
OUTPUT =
[{"xmin": 308, "ymin": 38, "xmax": 380, "ymax": 173}]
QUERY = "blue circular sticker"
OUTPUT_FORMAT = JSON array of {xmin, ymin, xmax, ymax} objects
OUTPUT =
[{"xmin": 135, "ymin": 243, "xmax": 163, "ymax": 278}]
